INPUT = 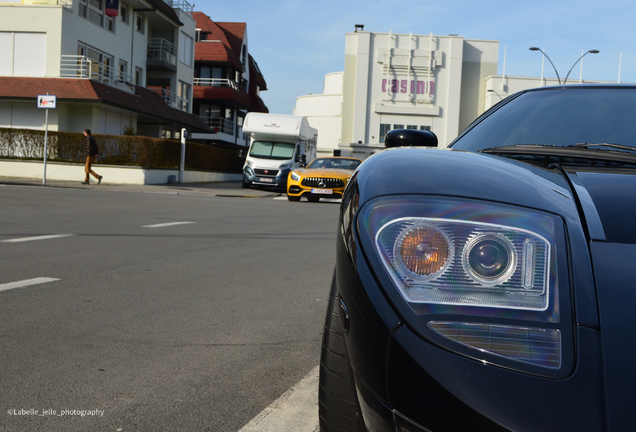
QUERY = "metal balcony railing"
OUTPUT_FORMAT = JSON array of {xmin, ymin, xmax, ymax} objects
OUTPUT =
[
  {"xmin": 148, "ymin": 87, "xmax": 189, "ymax": 112},
  {"xmin": 193, "ymin": 78, "xmax": 239, "ymax": 90},
  {"xmin": 163, "ymin": 0, "xmax": 193, "ymax": 15},
  {"xmin": 147, "ymin": 38, "xmax": 177, "ymax": 67},
  {"xmin": 60, "ymin": 55, "xmax": 135, "ymax": 93},
  {"xmin": 199, "ymin": 116, "xmax": 235, "ymax": 135}
]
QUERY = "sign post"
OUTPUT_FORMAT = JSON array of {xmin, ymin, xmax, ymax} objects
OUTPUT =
[
  {"xmin": 37, "ymin": 94, "xmax": 57, "ymax": 185},
  {"xmin": 179, "ymin": 128, "xmax": 188, "ymax": 183}
]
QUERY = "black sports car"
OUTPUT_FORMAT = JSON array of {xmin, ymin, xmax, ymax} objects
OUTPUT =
[{"xmin": 319, "ymin": 84, "xmax": 636, "ymax": 432}]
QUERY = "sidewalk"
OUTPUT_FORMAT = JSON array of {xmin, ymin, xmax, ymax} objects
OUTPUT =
[{"xmin": 0, "ymin": 176, "xmax": 284, "ymax": 198}]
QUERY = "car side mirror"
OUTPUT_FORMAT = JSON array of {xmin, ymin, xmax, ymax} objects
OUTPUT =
[
  {"xmin": 299, "ymin": 154, "xmax": 307, "ymax": 167},
  {"xmin": 384, "ymin": 129, "xmax": 438, "ymax": 148}
]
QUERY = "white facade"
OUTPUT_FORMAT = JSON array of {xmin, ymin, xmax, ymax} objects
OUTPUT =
[
  {"xmin": 295, "ymin": 30, "xmax": 499, "ymax": 155},
  {"xmin": 293, "ymin": 72, "xmax": 343, "ymax": 157},
  {"xmin": 0, "ymin": 0, "xmax": 197, "ymax": 136}
]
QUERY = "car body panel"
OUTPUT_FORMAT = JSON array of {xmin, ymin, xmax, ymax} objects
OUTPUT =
[{"xmin": 328, "ymin": 85, "xmax": 636, "ymax": 431}]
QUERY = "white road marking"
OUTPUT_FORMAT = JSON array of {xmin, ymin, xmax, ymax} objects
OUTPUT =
[
  {"xmin": 2, "ymin": 234, "xmax": 75, "ymax": 243},
  {"xmin": 0, "ymin": 277, "xmax": 60, "ymax": 292},
  {"xmin": 141, "ymin": 222, "xmax": 195, "ymax": 228},
  {"xmin": 238, "ymin": 365, "xmax": 319, "ymax": 432}
]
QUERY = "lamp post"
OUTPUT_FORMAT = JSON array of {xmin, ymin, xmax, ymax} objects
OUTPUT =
[
  {"xmin": 487, "ymin": 89, "xmax": 503, "ymax": 100},
  {"xmin": 529, "ymin": 47, "xmax": 599, "ymax": 85},
  {"xmin": 563, "ymin": 50, "xmax": 599, "ymax": 84}
]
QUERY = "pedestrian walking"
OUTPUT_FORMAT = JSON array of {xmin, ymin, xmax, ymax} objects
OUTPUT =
[{"xmin": 82, "ymin": 129, "xmax": 103, "ymax": 185}]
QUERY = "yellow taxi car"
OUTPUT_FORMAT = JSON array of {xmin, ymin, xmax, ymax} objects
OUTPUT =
[{"xmin": 287, "ymin": 156, "xmax": 362, "ymax": 202}]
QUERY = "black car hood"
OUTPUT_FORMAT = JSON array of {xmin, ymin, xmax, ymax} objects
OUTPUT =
[{"xmin": 568, "ymin": 169, "xmax": 636, "ymax": 244}]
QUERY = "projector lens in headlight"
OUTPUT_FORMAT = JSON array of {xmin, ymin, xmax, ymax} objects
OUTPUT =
[{"xmin": 464, "ymin": 234, "xmax": 514, "ymax": 284}]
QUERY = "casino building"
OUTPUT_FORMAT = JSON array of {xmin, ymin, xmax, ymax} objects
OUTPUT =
[
  {"xmin": 295, "ymin": 28, "xmax": 498, "ymax": 158},
  {"xmin": 295, "ymin": 27, "xmax": 605, "ymax": 159}
]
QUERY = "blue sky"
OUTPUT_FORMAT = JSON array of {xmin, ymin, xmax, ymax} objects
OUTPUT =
[{"xmin": 196, "ymin": 0, "xmax": 636, "ymax": 115}]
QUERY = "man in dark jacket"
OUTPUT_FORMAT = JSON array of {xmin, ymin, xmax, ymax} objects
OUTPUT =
[{"xmin": 82, "ymin": 129, "xmax": 103, "ymax": 185}]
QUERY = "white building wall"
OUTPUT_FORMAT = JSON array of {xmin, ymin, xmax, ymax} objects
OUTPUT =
[
  {"xmin": 175, "ymin": 8, "xmax": 195, "ymax": 112},
  {"xmin": 0, "ymin": 5, "xmax": 63, "ymax": 77},
  {"xmin": 294, "ymin": 72, "xmax": 343, "ymax": 157}
]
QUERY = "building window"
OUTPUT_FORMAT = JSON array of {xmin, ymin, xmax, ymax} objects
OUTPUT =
[
  {"xmin": 379, "ymin": 124, "xmax": 391, "ymax": 143},
  {"xmin": 420, "ymin": 126, "xmax": 431, "ymax": 131},
  {"xmin": 178, "ymin": 80, "xmax": 191, "ymax": 111},
  {"xmin": 136, "ymin": 15, "xmax": 145, "ymax": 34},
  {"xmin": 407, "ymin": 125, "xmax": 417, "ymax": 130},
  {"xmin": 0, "ymin": 32, "xmax": 46, "ymax": 77},
  {"xmin": 135, "ymin": 67, "xmax": 143, "ymax": 85},
  {"xmin": 79, "ymin": 0, "xmax": 115, "ymax": 32},
  {"xmin": 195, "ymin": 28, "xmax": 201, "ymax": 42},
  {"xmin": 78, "ymin": 43, "xmax": 113, "ymax": 80},
  {"xmin": 179, "ymin": 32, "xmax": 193, "ymax": 67},
  {"xmin": 120, "ymin": 5, "xmax": 128, "ymax": 24},
  {"xmin": 118, "ymin": 60, "xmax": 127, "ymax": 80},
  {"xmin": 393, "ymin": 124, "xmax": 404, "ymax": 130}
]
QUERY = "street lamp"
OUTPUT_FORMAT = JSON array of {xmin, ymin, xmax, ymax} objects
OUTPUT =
[
  {"xmin": 529, "ymin": 47, "xmax": 599, "ymax": 85},
  {"xmin": 563, "ymin": 50, "xmax": 600, "ymax": 84},
  {"xmin": 487, "ymin": 89, "xmax": 503, "ymax": 100}
]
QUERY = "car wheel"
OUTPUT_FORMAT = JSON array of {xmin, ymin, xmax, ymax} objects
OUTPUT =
[
  {"xmin": 287, "ymin": 194, "xmax": 301, "ymax": 201},
  {"xmin": 319, "ymin": 271, "xmax": 366, "ymax": 432},
  {"xmin": 307, "ymin": 196, "xmax": 320, "ymax": 202},
  {"xmin": 242, "ymin": 180, "xmax": 251, "ymax": 189}
]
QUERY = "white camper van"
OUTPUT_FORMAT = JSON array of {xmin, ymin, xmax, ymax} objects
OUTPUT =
[{"xmin": 241, "ymin": 113, "xmax": 318, "ymax": 189}]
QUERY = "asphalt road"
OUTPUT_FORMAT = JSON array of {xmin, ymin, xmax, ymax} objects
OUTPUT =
[{"xmin": 0, "ymin": 182, "xmax": 339, "ymax": 431}]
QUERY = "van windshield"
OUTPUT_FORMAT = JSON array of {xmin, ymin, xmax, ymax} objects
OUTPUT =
[{"xmin": 250, "ymin": 141, "xmax": 295, "ymax": 160}]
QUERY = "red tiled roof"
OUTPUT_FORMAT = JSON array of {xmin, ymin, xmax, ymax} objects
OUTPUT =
[
  {"xmin": 0, "ymin": 77, "xmax": 210, "ymax": 132},
  {"xmin": 193, "ymin": 12, "xmax": 244, "ymax": 70}
]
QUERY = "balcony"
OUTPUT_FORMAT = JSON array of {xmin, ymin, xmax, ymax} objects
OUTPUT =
[
  {"xmin": 193, "ymin": 78, "xmax": 239, "ymax": 90},
  {"xmin": 164, "ymin": 0, "xmax": 193, "ymax": 16},
  {"xmin": 147, "ymin": 38, "xmax": 177, "ymax": 72},
  {"xmin": 199, "ymin": 115, "xmax": 235, "ymax": 135},
  {"xmin": 60, "ymin": 55, "xmax": 135, "ymax": 93},
  {"xmin": 148, "ymin": 87, "xmax": 189, "ymax": 112},
  {"xmin": 193, "ymin": 78, "xmax": 251, "ymax": 109}
]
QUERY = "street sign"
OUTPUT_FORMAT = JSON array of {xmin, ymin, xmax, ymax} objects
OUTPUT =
[
  {"xmin": 37, "ymin": 94, "xmax": 56, "ymax": 185},
  {"xmin": 37, "ymin": 95, "xmax": 56, "ymax": 109}
]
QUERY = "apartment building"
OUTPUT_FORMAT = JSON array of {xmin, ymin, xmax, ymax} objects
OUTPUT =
[
  {"xmin": 0, "ymin": 0, "xmax": 211, "ymax": 137},
  {"xmin": 191, "ymin": 12, "xmax": 268, "ymax": 148}
]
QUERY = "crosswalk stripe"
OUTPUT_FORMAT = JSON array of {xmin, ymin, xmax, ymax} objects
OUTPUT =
[
  {"xmin": 2, "ymin": 234, "xmax": 75, "ymax": 243},
  {"xmin": 142, "ymin": 222, "xmax": 195, "ymax": 228},
  {"xmin": 0, "ymin": 277, "xmax": 60, "ymax": 292}
]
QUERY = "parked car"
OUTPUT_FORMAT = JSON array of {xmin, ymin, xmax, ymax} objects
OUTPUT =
[
  {"xmin": 287, "ymin": 157, "xmax": 362, "ymax": 202},
  {"xmin": 319, "ymin": 84, "xmax": 636, "ymax": 432}
]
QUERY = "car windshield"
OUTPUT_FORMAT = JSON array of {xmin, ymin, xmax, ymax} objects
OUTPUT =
[
  {"xmin": 308, "ymin": 158, "xmax": 361, "ymax": 170},
  {"xmin": 451, "ymin": 87, "xmax": 636, "ymax": 152},
  {"xmin": 249, "ymin": 141, "xmax": 295, "ymax": 160}
]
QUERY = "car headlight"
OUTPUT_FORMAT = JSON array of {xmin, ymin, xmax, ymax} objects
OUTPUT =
[
  {"xmin": 377, "ymin": 218, "xmax": 550, "ymax": 311},
  {"xmin": 357, "ymin": 196, "xmax": 570, "ymax": 374},
  {"xmin": 290, "ymin": 171, "xmax": 300, "ymax": 181},
  {"xmin": 279, "ymin": 163, "xmax": 291, "ymax": 170},
  {"xmin": 246, "ymin": 160, "xmax": 254, "ymax": 167}
]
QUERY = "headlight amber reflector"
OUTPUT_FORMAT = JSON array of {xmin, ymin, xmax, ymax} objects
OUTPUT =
[{"xmin": 395, "ymin": 225, "xmax": 450, "ymax": 278}]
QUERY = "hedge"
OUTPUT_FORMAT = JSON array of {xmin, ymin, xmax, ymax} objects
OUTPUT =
[{"xmin": 0, "ymin": 128, "xmax": 245, "ymax": 173}]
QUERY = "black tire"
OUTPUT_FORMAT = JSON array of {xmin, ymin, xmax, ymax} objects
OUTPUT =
[
  {"xmin": 287, "ymin": 194, "xmax": 301, "ymax": 201},
  {"xmin": 308, "ymin": 195, "xmax": 320, "ymax": 202},
  {"xmin": 242, "ymin": 179, "xmax": 251, "ymax": 189},
  {"xmin": 319, "ymin": 270, "xmax": 366, "ymax": 432}
]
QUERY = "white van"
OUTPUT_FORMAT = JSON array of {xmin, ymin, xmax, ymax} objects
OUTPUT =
[{"xmin": 242, "ymin": 113, "xmax": 318, "ymax": 189}]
